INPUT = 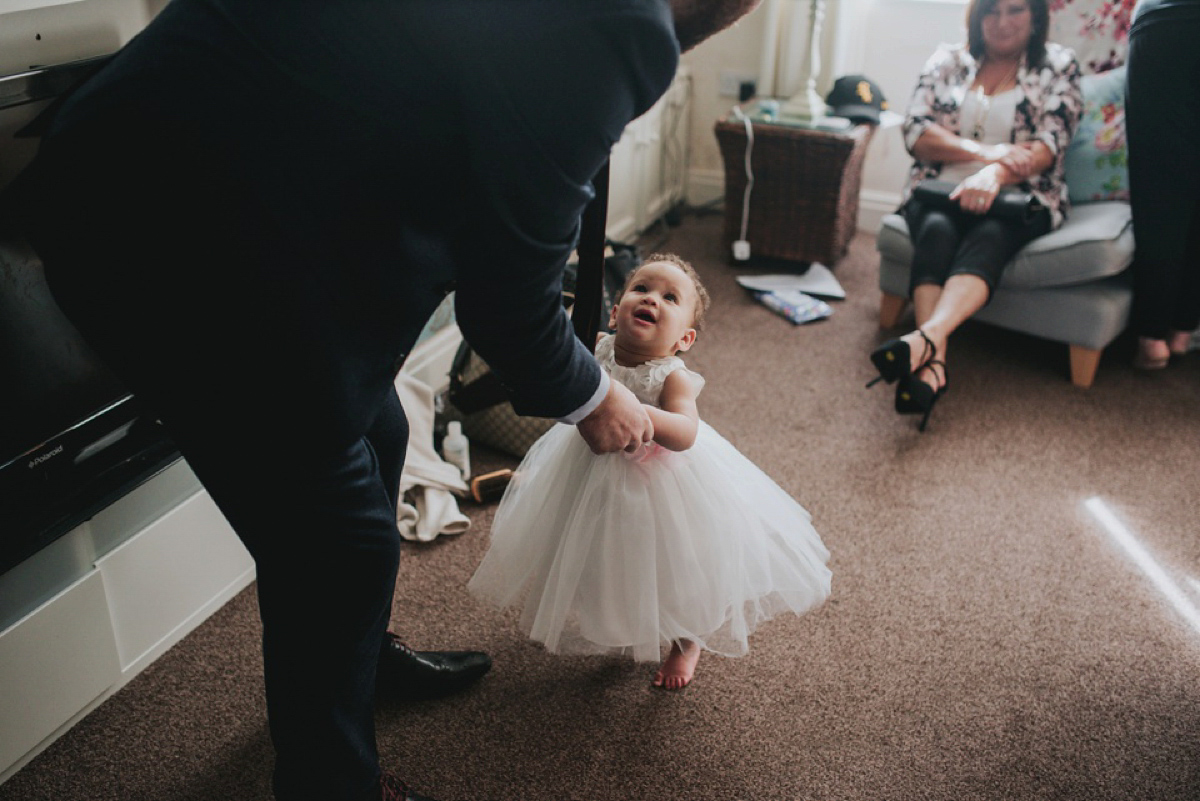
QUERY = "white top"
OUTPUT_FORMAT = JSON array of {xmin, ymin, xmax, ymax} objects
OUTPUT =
[
  {"xmin": 941, "ymin": 86, "xmax": 1020, "ymax": 185},
  {"xmin": 594, "ymin": 332, "xmax": 704, "ymax": 405}
]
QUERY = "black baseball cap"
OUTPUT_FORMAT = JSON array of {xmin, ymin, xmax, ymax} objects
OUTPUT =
[{"xmin": 825, "ymin": 75, "xmax": 887, "ymax": 124}]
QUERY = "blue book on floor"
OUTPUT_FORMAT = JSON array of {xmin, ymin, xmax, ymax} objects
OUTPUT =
[{"xmin": 753, "ymin": 289, "xmax": 832, "ymax": 325}]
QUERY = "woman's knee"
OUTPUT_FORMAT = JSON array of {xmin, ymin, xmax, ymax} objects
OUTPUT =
[{"xmin": 908, "ymin": 210, "xmax": 961, "ymax": 287}]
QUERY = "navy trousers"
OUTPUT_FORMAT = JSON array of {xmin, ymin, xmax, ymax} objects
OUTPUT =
[{"xmin": 27, "ymin": 121, "xmax": 410, "ymax": 801}]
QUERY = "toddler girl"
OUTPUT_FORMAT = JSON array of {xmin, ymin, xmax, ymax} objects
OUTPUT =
[{"xmin": 467, "ymin": 254, "xmax": 831, "ymax": 689}]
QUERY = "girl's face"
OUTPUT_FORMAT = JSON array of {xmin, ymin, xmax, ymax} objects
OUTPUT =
[
  {"xmin": 608, "ymin": 261, "xmax": 699, "ymax": 360},
  {"xmin": 981, "ymin": 0, "xmax": 1033, "ymax": 59}
]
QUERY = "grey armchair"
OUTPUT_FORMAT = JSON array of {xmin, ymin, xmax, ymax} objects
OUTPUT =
[{"xmin": 875, "ymin": 200, "xmax": 1133, "ymax": 388}]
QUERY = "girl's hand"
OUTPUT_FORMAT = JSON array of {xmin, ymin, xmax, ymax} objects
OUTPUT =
[{"xmin": 949, "ymin": 165, "xmax": 1004, "ymax": 215}]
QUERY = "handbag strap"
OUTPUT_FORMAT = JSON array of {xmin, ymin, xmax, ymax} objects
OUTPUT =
[{"xmin": 571, "ymin": 160, "xmax": 610, "ymax": 355}]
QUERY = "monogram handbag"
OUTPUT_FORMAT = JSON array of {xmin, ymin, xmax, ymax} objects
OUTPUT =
[
  {"xmin": 441, "ymin": 163, "xmax": 621, "ymax": 459},
  {"xmin": 912, "ymin": 179, "xmax": 1044, "ymax": 223}
]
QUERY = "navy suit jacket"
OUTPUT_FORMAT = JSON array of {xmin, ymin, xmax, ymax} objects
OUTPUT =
[{"xmin": 15, "ymin": 0, "xmax": 679, "ymax": 451}]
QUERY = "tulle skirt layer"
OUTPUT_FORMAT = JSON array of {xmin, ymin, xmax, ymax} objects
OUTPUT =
[{"xmin": 467, "ymin": 423, "xmax": 831, "ymax": 662}]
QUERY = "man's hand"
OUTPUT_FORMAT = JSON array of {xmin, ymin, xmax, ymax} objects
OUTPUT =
[{"xmin": 576, "ymin": 379, "xmax": 654, "ymax": 454}]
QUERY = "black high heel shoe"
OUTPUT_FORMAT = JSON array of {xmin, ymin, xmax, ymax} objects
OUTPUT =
[
  {"xmin": 867, "ymin": 329, "xmax": 936, "ymax": 388},
  {"xmin": 895, "ymin": 360, "xmax": 948, "ymax": 432}
]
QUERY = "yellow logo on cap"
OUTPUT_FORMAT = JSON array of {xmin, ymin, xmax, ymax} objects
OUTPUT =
[{"xmin": 856, "ymin": 81, "xmax": 872, "ymax": 104}]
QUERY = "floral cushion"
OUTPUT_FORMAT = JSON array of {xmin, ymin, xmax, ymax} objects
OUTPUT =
[
  {"xmin": 1048, "ymin": 0, "xmax": 1132, "ymax": 74},
  {"xmin": 1064, "ymin": 67, "xmax": 1128, "ymax": 204}
]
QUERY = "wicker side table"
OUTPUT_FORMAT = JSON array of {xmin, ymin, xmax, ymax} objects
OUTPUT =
[{"xmin": 714, "ymin": 117, "xmax": 874, "ymax": 266}]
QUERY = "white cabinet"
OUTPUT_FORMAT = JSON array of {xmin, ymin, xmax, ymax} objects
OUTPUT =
[{"xmin": 0, "ymin": 461, "xmax": 255, "ymax": 783}]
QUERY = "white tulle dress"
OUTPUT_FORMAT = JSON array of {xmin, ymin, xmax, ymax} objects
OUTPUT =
[{"xmin": 467, "ymin": 334, "xmax": 831, "ymax": 661}]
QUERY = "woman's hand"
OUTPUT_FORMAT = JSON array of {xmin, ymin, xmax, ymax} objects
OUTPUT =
[
  {"xmin": 991, "ymin": 142, "xmax": 1038, "ymax": 178},
  {"xmin": 982, "ymin": 141, "xmax": 1051, "ymax": 180},
  {"xmin": 949, "ymin": 164, "xmax": 1005, "ymax": 215}
]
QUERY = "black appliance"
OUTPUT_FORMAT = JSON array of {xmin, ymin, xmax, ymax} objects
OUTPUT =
[{"xmin": 0, "ymin": 56, "xmax": 181, "ymax": 575}]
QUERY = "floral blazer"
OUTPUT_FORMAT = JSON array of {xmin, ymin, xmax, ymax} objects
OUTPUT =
[{"xmin": 901, "ymin": 42, "xmax": 1084, "ymax": 229}]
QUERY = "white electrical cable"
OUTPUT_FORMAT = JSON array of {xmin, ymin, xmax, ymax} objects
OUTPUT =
[{"xmin": 730, "ymin": 105, "xmax": 754, "ymax": 253}]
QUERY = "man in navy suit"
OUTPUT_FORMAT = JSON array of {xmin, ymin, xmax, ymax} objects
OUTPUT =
[{"xmin": 13, "ymin": 1, "xmax": 761, "ymax": 799}]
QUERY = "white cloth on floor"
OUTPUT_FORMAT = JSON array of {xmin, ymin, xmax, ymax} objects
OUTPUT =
[{"xmin": 394, "ymin": 371, "xmax": 471, "ymax": 542}]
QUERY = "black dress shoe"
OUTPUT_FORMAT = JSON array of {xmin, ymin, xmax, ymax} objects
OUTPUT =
[
  {"xmin": 376, "ymin": 772, "xmax": 438, "ymax": 801},
  {"xmin": 376, "ymin": 632, "xmax": 492, "ymax": 701}
]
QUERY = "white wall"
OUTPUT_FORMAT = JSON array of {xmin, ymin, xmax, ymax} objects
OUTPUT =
[
  {"xmin": 679, "ymin": 4, "xmax": 771, "ymax": 205},
  {"xmin": 855, "ymin": 0, "xmax": 968, "ymax": 230}
]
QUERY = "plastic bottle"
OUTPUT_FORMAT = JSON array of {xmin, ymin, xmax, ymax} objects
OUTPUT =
[{"xmin": 441, "ymin": 421, "xmax": 471, "ymax": 482}]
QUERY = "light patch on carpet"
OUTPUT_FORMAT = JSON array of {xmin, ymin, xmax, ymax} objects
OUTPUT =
[{"xmin": 1085, "ymin": 496, "xmax": 1200, "ymax": 636}]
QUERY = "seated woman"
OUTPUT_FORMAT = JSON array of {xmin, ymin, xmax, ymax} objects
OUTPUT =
[{"xmin": 868, "ymin": 0, "xmax": 1082, "ymax": 431}]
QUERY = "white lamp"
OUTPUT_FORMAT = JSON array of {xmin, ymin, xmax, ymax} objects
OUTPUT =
[{"xmin": 779, "ymin": 0, "xmax": 827, "ymax": 121}]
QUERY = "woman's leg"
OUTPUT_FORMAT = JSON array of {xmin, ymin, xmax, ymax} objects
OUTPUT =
[
  {"xmin": 908, "ymin": 274, "xmax": 990, "ymax": 387},
  {"xmin": 912, "ymin": 284, "xmax": 943, "ymax": 329},
  {"xmin": 905, "ymin": 201, "xmax": 960, "ymax": 297},
  {"xmin": 895, "ymin": 202, "xmax": 959, "ymax": 372},
  {"xmin": 905, "ymin": 213, "xmax": 1049, "ymax": 390}
]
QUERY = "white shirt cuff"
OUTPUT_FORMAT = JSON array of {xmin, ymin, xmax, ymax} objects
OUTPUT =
[{"xmin": 557, "ymin": 370, "xmax": 609, "ymax": 425}]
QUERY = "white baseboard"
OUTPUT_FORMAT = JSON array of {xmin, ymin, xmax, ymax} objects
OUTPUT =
[
  {"xmin": 858, "ymin": 188, "xmax": 903, "ymax": 234},
  {"xmin": 686, "ymin": 169, "xmax": 724, "ymax": 209}
]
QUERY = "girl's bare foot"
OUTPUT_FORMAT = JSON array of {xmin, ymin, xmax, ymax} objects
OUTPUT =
[{"xmin": 653, "ymin": 640, "xmax": 700, "ymax": 690}]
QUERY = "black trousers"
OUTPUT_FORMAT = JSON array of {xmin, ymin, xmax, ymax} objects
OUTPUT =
[
  {"xmin": 904, "ymin": 198, "xmax": 1051, "ymax": 300},
  {"xmin": 26, "ymin": 127, "xmax": 409, "ymax": 801},
  {"xmin": 1126, "ymin": 17, "xmax": 1200, "ymax": 339}
]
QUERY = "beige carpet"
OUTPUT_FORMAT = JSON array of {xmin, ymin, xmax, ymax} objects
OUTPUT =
[{"xmin": 3, "ymin": 212, "xmax": 1199, "ymax": 801}]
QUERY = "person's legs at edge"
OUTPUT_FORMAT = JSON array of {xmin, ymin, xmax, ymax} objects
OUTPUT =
[
  {"xmin": 1126, "ymin": 19, "xmax": 1200, "ymax": 367},
  {"xmin": 1167, "ymin": 199, "xmax": 1200, "ymax": 354}
]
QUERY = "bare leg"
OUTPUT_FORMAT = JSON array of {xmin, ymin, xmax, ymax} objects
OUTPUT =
[
  {"xmin": 1135, "ymin": 336, "xmax": 1170, "ymax": 369},
  {"xmin": 1168, "ymin": 329, "xmax": 1194, "ymax": 356},
  {"xmin": 912, "ymin": 283, "xmax": 942, "ymax": 329},
  {"xmin": 653, "ymin": 639, "xmax": 701, "ymax": 690},
  {"xmin": 900, "ymin": 274, "xmax": 989, "ymax": 390}
]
